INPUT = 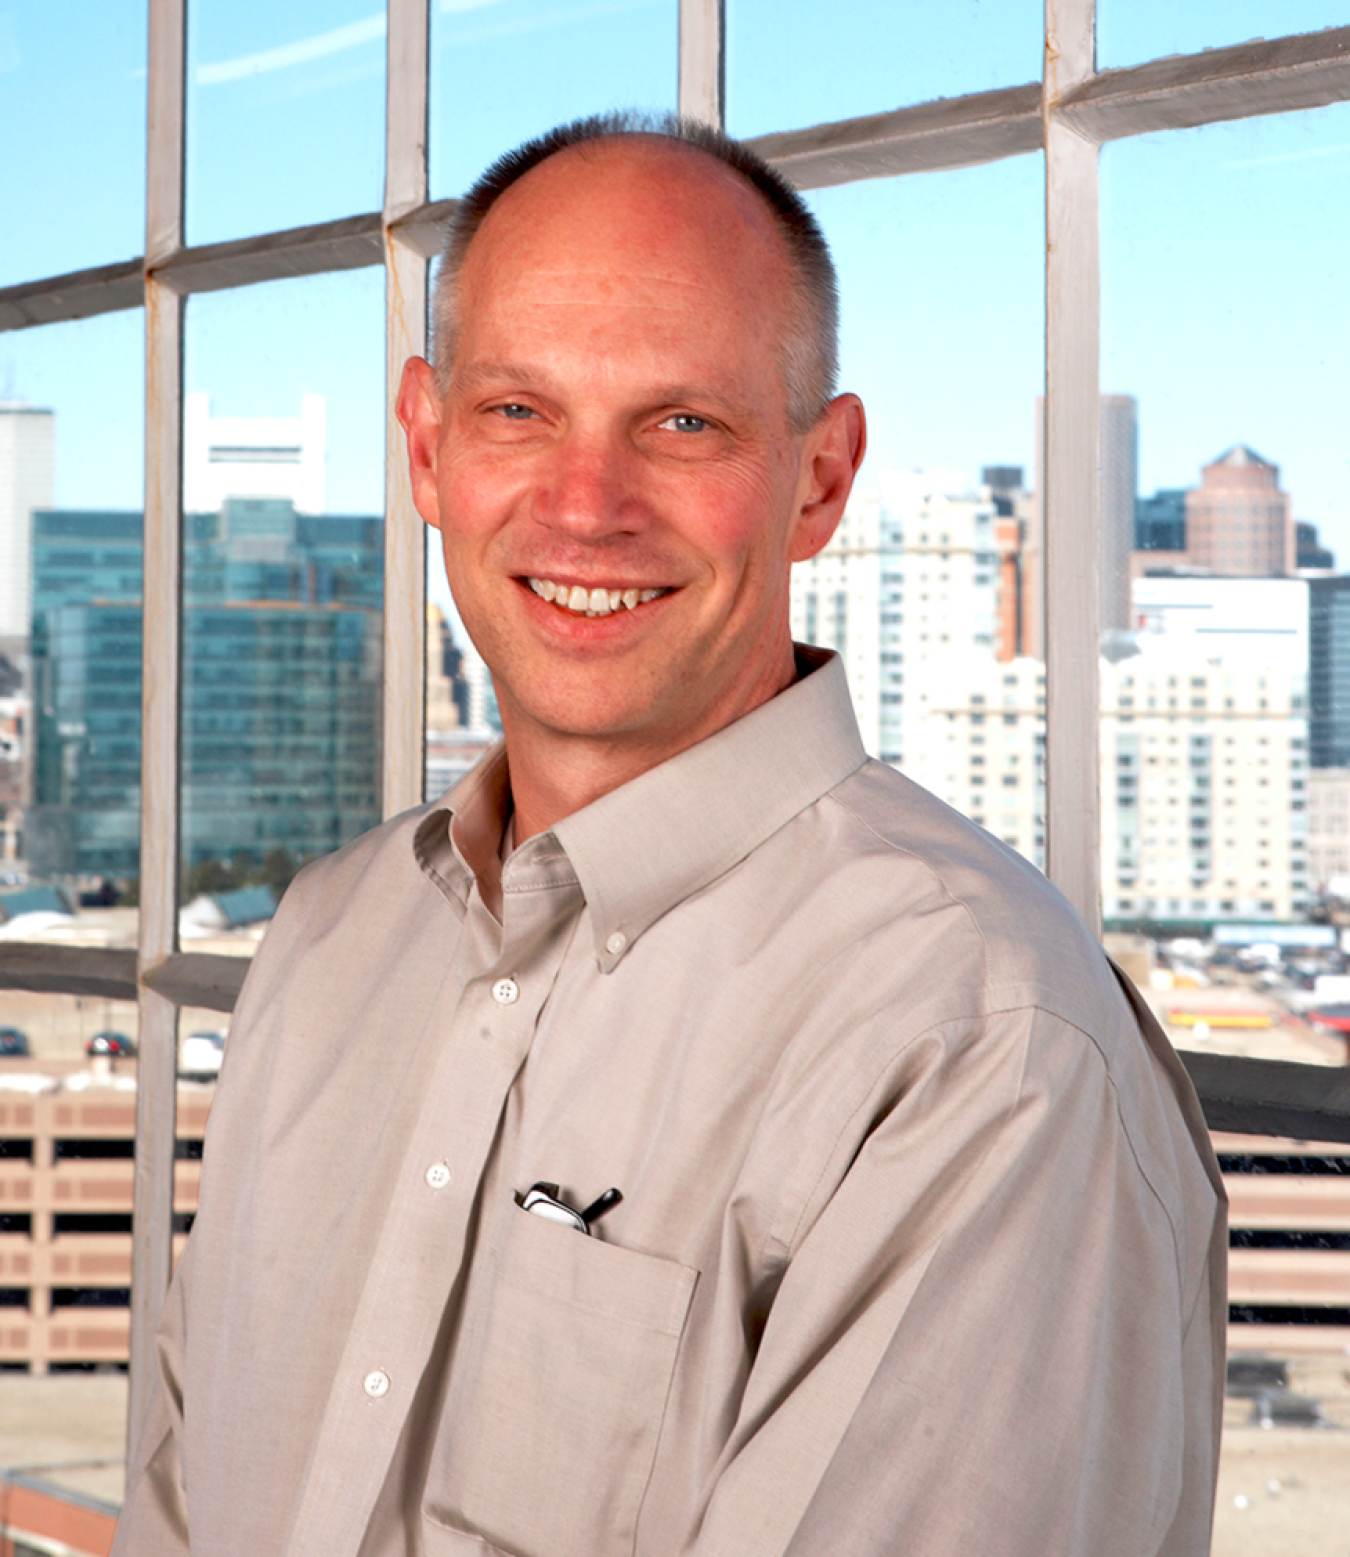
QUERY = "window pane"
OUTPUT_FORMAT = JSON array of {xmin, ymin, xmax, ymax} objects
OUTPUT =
[
  {"xmin": 181, "ymin": 270, "xmax": 385, "ymax": 926},
  {"xmin": 0, "ymin": 5, "xmax": 147, "ymax": 287},
  {"xmin": 1099, "ymin": 2, "xmax": 1349, "ymax": 71},
  {"xmin": 186, "ymin": 0, "xmax": 386, "ymax": 246},
  {"xmin": 1103, "ymin": 108, "xmax": 1350, "ymax": 1551},
  {"xmin": 0, "ymin": 311, "xmax": 145, "ymax": 920},
  {"xmin": 429, "ymin": 0, "xmax": 678, "ymax": 200},
  {"xmin": 0, "ymin": 990, "xmax": 215, "ymax": 1524},
  {"xmin": 0, "ymin": 990, "xmax": 134, "ymax": 1529},
  {"xmin": 789, "ymin": 159, "xmax": 1045, "ymax": 869},
  {"xmin": 1101, "ymin": 102, "xmax": 1350, "ymax": 932},
  {"xmin": 726, "ymin": 0, "xmax": 1041, "ymax": 141},
  {"xmin": 1216, "ymin": 1134, "xmax": 1350, "ymax": 1556}
]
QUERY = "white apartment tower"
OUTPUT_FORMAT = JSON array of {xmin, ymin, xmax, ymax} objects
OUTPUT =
[
  {"xmin": 1101, "ymin": 650, "xmax": 1307, "ymax": 921},
  {"xmin": 904, "ymin": 655, "xmax": 1046, "ymax": 868},
  {"xmin": 0, "ymin": 401, "xmax": 55, "ymax": 648},
  {"xmin": 184, "ymin": 392, "xmax": 327, "ymax": 514},
  {"xmin": 790, "ymin": 471, "xmax": 997, "ymax": 766}
]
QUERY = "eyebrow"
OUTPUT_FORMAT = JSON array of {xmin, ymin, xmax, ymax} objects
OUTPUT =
[{"xmin": 452, "ymin": 362, "xmax": 760, "ymax": 425}]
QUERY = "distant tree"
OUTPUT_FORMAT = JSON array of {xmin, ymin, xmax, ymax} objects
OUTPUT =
[
  {"xmin": 254, "ymin": 847, "xmax": 299, "ymax": 895},
  {"xmin": 187, "ymin": 858, "xmax": 235, "ymax": 898}
]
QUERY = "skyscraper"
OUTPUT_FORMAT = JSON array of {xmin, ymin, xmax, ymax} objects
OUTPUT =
[
  {"xmin": 789, "ymin": 472, "xmax": 997, "ymax": 767},
  {"xmin": 1099, "ymin": 395, "xmax": 1139, "ymax": 636},
  {"xmin": 0, "ymin": 400, "xmax": 55, "ymax": 652},
  {"xmin": 27, "ymin": 500, "xmax": 382, "ymax": 879},
  {"xmin": 183, "ymin": 393, "xmax": 327, "ymax": 516},
  {"xmin": 1032, "ymin": 394, "xmax": 1137, "ymax": 647},
  {"xmin": 1308, "ymin": 575, "xmax": 1350, "ymax": 770},
  {"xmin": 1184, "ymin": 445, "xmax": 1293, "ymax": 577}
]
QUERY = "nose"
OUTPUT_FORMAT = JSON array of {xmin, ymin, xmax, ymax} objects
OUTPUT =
[{"xmin": 534, "ymin": 426, "xmax": 643, "ymax": 542}]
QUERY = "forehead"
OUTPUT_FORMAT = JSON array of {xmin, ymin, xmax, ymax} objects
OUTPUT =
[{"xmin": 453, "ymin": 139, "xmax": 797, "ymax": 361}]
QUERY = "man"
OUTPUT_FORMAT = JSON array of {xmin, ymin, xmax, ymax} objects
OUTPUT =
[{"xmin": 115, "ymin": 114, "xmax": 1225, "ymax": 1557}]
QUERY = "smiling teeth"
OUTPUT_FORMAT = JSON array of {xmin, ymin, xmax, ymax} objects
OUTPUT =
[{"xmin": 528, "ymin": 578, "xmax": 666, "ymax": 617}]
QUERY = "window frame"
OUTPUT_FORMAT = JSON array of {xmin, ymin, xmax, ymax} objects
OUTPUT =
[{"xmin": 2, "ymin": 0, "xmax": 1349, "ymax": 1449}]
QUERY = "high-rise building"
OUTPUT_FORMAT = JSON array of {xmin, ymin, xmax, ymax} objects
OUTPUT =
[
  {"xmin": 426, "ymin": 604, "xmax": 469, "ymax": 735},
  {"xmin": 1184, "ymin": 445, "xmax": 1293, "ymax": 577},
  {"xmin": 1135, "ymin": 489, "xmax": 1188, "ymax": 555},
  {"xmin": 789, "ymin": 472, "xmax": 997, "ymax": 766},
  {"xmin": 0, "ymin": 401, "xmax": 55, "ymax": 652},
  {"xmin": 790, "ymin": 488, "xmax": 890, "ymax": 756},
  {"xmin": 1101, "ymin": 648, "xmax": 1307, "ymax": 923},
  {"xmin": 1133, "ymin": 574, "xmax": 1309, "ymax": 672},
  {"xmin": 1295, "ymin": 521, "xmax": 1335, "ymax": 572},
  {"xmin": 1306, "ymin": 769, "xmax": 1350, "ymax": 891},
  {"xmin": 1308, "ymin": 575, "xmax": 1350, "ymax": 769},
  {"xmin": 1099, "ymin": 395, "xmax": 1138, "ymax": 636},
  {"xmin": 903, "ymin": 655, "xmax": 1045, "ymax": 867},
  {"xmin": 982, "ymin": 466, "xmax": 1035, "ymax": 663},
  {"xmin": 27, "ymin": 499, "xmax": 382, "ymax": 879},
  {"xmin": 1032, "ymin": 394, "xmax": 1137, "ymax": 647},
  {"xmin": 183, "ymin": 393, "xmax": 327, "ymax": 516}
]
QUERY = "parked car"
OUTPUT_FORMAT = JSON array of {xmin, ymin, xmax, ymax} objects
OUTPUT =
[
  {"xmin": 87, "ymin": 1031, "xmax": 136, "ymax": 1057},
  {"xmin": 1226, "ymin": 1354, "xmax": 1288, "ymax": 1398},
  {"xmin": 1306, "ymin": 1001, "xmax": 1350, "ymax": 1034},
  {"xmin": 0, "ymin": 1026, "xmax": 30, "ymax": 1056},
  {"xmin": 179, "ymin": 1030, "xmax": 226, "ymax": 1080},
  {"xmin": 1250, "ymin": 1392, "xmax": 1329, "ymax": 1429}
]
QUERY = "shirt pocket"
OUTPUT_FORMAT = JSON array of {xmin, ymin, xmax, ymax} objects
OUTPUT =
[{"xmin": 422, "ymin": 1204, "xmax": 699, "ymax": 1557}]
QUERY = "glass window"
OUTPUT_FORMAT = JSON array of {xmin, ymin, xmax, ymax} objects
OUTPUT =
[
  {"xmin": 186, "ymin": 0, "xmax": 387, "ymax": 246},
  {"xmin": 0, "ymin": 312, "xmax": 145, "ymax": 918},
  {"xmin": 789, "ymin": 159, "xmax": 1045, "ymax": 868},
  {"xmin": 181, "ymin": 269, "xmax": 385, "ymax": 924},
  {"xmin": 726, "ymin": 0, "xmax": 1041, "ymax": 140},
  {"xmin": 1101, "ymin": 102, "xmax": 1350, "ymax": 1551},
  {"xmin": 429, "ymin": 0, "xmax": 678, "ymax": 199},
  {"xmin": 1099, "ymin": 2, "xmax": 1350, "ymax": 71},
  {"xmin": 0, "ymin": 3, "xmax": 147, "ymax": 287},
  {"xmin": 1101, "ymin": 101, "xmax": 1350, "ymax": 928}
]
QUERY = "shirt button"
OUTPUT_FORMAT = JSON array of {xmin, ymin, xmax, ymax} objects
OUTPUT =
[
  {"xmin": 425, "ymin": 1161, "xmax": 451, "ymax": 1190},
  {"xmin": 363, "ymin": 1369, "xmax": 390, "ymax": 1400},
  {"xmin": 606, "ymin": 931, "xmax": 627, "ymax": 955},
  {"xmin": 492, "ymin": 977, "xmax": 519, "ymax": 1005}
]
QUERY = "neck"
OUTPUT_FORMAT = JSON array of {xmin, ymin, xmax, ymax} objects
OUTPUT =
[
  {"xmin": 501, "ymin": 648, "xmax": 799, "ymax": 842},
  {"xmin": 504, "ymin": 729, "xmax": 681, "ymax": 842}
]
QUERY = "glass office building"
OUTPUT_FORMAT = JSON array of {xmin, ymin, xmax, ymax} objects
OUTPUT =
[{"xmin": 29, "ymin": 500, "xmax": 381, "ymax": 880}]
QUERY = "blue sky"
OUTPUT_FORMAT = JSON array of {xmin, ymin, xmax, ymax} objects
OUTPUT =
[{"xmin": 1, "ymin": 0, "xmax": 1347, "ymax": 592}]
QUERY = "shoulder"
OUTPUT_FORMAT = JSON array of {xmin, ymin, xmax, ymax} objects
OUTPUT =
[
  {"xmin": 807, "ymin": 762, "xmax": 1217, "ymax": 1229},
  {"xmin": 808, "ymin": 758, "xmax": 1121, "ymax": 1034},
  {"xmin": 272, "ymin": 801, "xmax": 454, "ymax": 938},
  {"xmin": 227, "ymin": 802, "xmax": 457, "ymax": 1032}
]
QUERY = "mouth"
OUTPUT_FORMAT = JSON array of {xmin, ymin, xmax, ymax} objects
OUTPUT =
[{"xmin": 526, "ymin": 576, "xmax": 672, "ymax": 619}]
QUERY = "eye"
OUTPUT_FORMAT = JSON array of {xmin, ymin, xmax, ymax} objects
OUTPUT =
[
  {"xmin": 660, "ymin": 413, "xmax": 709, "ymax": 434},
  {"xmin": 494, "ymin": 403, "xmax": 536, "ymax": 420}
]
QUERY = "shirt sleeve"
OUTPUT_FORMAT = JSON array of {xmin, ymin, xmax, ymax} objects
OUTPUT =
[
  {"xmin": 684, "ymin": 1005, "xmax": 1224, "ymax": 1557},
  {"xmin": 110, "ymin": 1235, "xmax": 194, "ymax": 1556}
]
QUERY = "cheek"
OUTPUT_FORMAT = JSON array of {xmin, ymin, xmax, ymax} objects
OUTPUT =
[
  {"xmin": 435, "ymin": 455, "xmax": 524, "ymax": 545},
  {"xmin": 668, "ymin": 465, "xmax": 791, "ymax": 561}
]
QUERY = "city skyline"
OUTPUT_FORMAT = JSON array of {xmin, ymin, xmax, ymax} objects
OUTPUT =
[{"xmin": 2, "ymin": 6, "xmax": 1347, "ymax": 576}]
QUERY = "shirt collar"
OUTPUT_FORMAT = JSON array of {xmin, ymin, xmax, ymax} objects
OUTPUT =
[
  {"xmin": 415, "ymin": 648, "xmax": 866, "ymax": 968},
  {"xmin": 554, "ymin": 646, "xmax": 865, "ymax": 970}
]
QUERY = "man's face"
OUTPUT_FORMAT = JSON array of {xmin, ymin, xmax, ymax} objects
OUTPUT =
[{"xmin": 401, "ymin": 138, "xmax": 860, "ymax": 773}]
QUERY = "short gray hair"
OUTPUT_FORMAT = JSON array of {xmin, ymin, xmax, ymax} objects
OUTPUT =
[{"xmin": 431, "ymin": 111, "xmax": 840, "ymax": 435}]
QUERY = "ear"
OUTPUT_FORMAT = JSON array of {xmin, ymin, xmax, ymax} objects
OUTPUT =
[
  {"xmin": 396, "ymin": 356, "xmax": 447, "ymax": 532},
  {"xmin": 788, "ymin": 393, "xmax": 867, "ymax": 563}
]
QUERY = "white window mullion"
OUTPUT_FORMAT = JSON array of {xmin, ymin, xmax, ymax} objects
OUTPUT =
[
  {"xmin": 679, "ymin": 0, "xmax": 724, "ymax": 128},
  {"xmin": 130, "ymin": 0, "xmax": 187, "ymax": 1456},
  {"xmin": 1043, "ymin": 0, "xmax": 1102, "ymax": 933},
  {"xmin": 383, "ymin": 0, "xmax": 431, "ymax": 818}
]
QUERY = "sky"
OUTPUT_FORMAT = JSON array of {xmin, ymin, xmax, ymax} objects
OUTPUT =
[{"xmin": 1, "ymin": 0, "xmax": 1348, "ymax": 617}]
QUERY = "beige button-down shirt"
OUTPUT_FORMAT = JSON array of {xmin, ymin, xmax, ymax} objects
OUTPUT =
[{"xmin": 115, "ymin": 650, "xmax": 1225, "ymax": 1557}]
